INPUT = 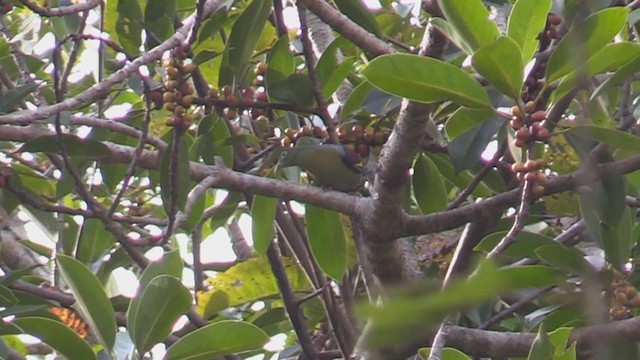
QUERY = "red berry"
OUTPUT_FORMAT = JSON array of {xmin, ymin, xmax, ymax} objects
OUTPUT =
[
  {"xmin": 256, "ymin": 91, "xmax": 268, "ymax": 102},
  {"xmin": 524, "ymin": 171, "xmax": 538, "ymax": 182},
  {"xmin": 351, "ymin": 124, "xmax": 364, "ymax": 139},
  {"xmin": 531, "ymin": 110, "xmax": 547, "ymax": 122},
  {"xmin": 226, "ymin": 95, "xmax": 238, "ymax": 107},
  {"xmin": 536, "ymin": 127, "xmax": 550, "ymax": 140},
  {"xmin": 0, "ymin": 4, "xmax": 14, "ymax": 14},
  {"xmin": 548, "ymin": 14, "xmax": 562, "ymax": 26},
  {"xmin": 222, "ymin": 85, "xmax": 233, "ymax": 97},
  {"xmin": 516, "ymin": 128, "xmax": 531, "ymax": 142}
]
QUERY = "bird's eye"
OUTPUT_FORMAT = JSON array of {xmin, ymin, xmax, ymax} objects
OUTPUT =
[{"xmin": 279, "ymin": 151, "xmax": 288, "ymax": 161}]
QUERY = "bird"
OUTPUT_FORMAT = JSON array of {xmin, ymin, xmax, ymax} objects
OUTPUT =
[{"xmin": 278, "ymin": 144, "xmax": 364, "ymax": 192}]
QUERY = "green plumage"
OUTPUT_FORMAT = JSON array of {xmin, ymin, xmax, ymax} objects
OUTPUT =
[{"xmin": 279, "ymin": 144, "xmax": 363, "ymax": 192}]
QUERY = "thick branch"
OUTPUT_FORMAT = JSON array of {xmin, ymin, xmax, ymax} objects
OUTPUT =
[{"xmin": 297, "ymin": 0, "xmax": 394, "ymax": 56}]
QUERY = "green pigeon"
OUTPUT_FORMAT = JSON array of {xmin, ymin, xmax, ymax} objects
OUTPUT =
[{"xmin": 279, "ymin": 144, "xmax": 364, "ymax": 192}]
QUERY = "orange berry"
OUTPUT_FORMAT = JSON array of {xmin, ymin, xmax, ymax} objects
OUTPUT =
[
  {"xmin": 511, "ymin": 162, "xmax": 525, "ymax": 173},
  {"xmin": 511, "ymin": 105, "xmax": 523, "ymax": 119},
  {"xmin": 510, "ymin": 117, "xmax": 524, "ymax": 130},
  {"xmin": 532, "ymin": 184, "xmax": 545, "ymax": 196}
]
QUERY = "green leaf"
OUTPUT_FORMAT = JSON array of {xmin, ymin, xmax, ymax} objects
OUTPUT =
[
  {"xmin": 445, "ymin": 107, "xmax": 496, "ymax": 140},
  {"xmin": 196, "ymin": 9, "xmax": 229, "ymax": 45},
  {"xmin": 335, "ymin": 0, "xmax": 382, "ymax": 37},
  {"xmin": 437, "ymin": 0, "xmax": 500, "ymax": 53},
  {"xmin": 476, "ymin": 231, "xmax": 563, "ymax": 259},
  {"xmin": 219, "ymin": 0, "xmax": 272, "ymax": 87},
  {"xmin": 130, "ymin": 275, "xmax": 191, "ymax": 355},
  {"xmin": 341, "ymin": 80, "xmax": 374, "ymax": 120},
  {"xmin": 591, "ymin": 53, "xmax": 640, "ymax": 100},
  {"xmin": 548, "ymin": 327, "xmax": 573, "ymax": 355},
  {"xmin": 195, "ymin": 257, "xmax": 312, "ymax": 318},
  {"xmin": 546, "ymin": 7, "xmax": 629, "ymax": 83},
  {"xmin": 564, "ymin": 125, "xmax": 640, "ymax": 154},
  {"xmin": 555, "ymin": 42, "xmax": 640, "ymax": 101},
  {"xmin": 0, "ymin": 285, "xmax": 17, "ymax": 307},
  {"xmin": 1, "ymin": 265, "xmax": 43, "ymax": 286},
  {"xmin": 507, "ymin": 0, "xmax": 552, "ymax": 61},
  {"xmin": 448, "ymin": 118, "xmax": 503, "ymax": 172},
  {"xmin": 209, "ymin": 191, "xmax": 243, "ymax": 231},
  {"xmin": 535, "ymin": 244, "xmax": 593, "ymax": 275},
  {"xmin": 556, "ymin": 343, "xmax": 577, "ymax": 360},
  {"xmin": 13, "ymin": 317, "xmax": 96, "ymax": 360},
  {"xmin": 56, "ymin": 255, "xmax": 116, "ymax": 353},
  {"xmin": 362, "ymin": 54, "xmax": 491, "ymax": 108},
  {"xmin": 305, "ymin": 204, "xmax": 348, "ymax": 281},
  {"xmin": 181, "ymin": 190, "xmax": 208, "ymax": 233},
  {"xmin": 601, "ymin": 207, "xmax": 633, "ymax": 270},
  {"xmin": 198, "ymin": 114, "xmax": 234, "ymax": 167},
  {"xmin": 413, "ymin": 155, "xmax": 447, "ymax": 215},
  {"xmin": 360, "ymin": 261, "xmax": 562, "ymax": 347},
  {"xmin": 528, "ymin": 324, "xmax": 554, "ymax": 360},
  {"xmin": 268, "ymin": 73, "xmax": 315, "ymax": 107},
  {"xmin": 128, "ymin": 249, "xmax": 183, "ymax": 341},
  {"xmin": 144, "ymin": 0, "xmax": 176, "ymax": 48},
  {"xmin": 471, "ymin": 36, "xmax": 524, "ymax": 99},
  {"xmin": 0, "ymin": 83, "xmax": 37, "ymax": 114},
  {"xmin": 114, "ymin": 0, "xmax": 143, "ymax": 56},
  {"xmin": 419, "ymin": 347, "xmax": 471, "ymax": 360},
  {"xmin": 251, "ymin": 195, "xmax": 278, "ymax": 255},
  {"xmin": 266, "ymin": 35, "xmax": 295, "ymax": 91},
  {"xmin": 430, "ymin": 17, "xmax": 474, "ymax": 55},
  {"xmin": 428, "ymin": 153, "xmax": 493, "ymax": 197},
  {"xmin": 76, "ymin": 218, "xmax": 116, "ymax": 264},
  {"xmin": 17, "ymin": 134, "xmax": 111, "ymax": 159},
  {"xmin": 159, "ymin": 130, "xmax": 191, "ymax": 214},
  {"xmin": 316, "ymin": 38, "xmax": 356, "ymax": 99},
  {"xmin": 163, "ymin": 320, "xmax": 269, "ymax": 360}
]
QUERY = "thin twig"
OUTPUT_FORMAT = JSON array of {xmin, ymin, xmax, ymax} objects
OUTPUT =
[
  {"xmin": 486, "ymin": 180, "xmax": 534, "ymax": 260},
  {"xmin": 480, "ymin": 286, "xmax": 556, "ymax": 329},
  {"xmin": 0, "ymin": 15, "xmax": 45, "ymax": 105},
  {"xmin": 107, "ymin": 85, "xmax": 154, "ymax": 217},
  {"xmin": 297, "ymin": 3, "xmax": 339, "ymax": 144},
  {"xmin": 267, "ymin": 243, "xmax": 321, "ymax": 360},
  {"xmin": 448, "ymin": 142, "xmax": 506, "ymax": 210},
  {"xmin": 60, "ymin": 10, "xmax": 90, "ymax": 95},
  {"xmin": 19, "ymin": 0, "xmax": 100, "ymax": 17}
]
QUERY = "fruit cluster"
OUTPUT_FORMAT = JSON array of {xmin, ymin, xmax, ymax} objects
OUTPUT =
[
  {"xmin": 510, "ymin": 104, "xmax": 550, "ymax": 147},
  {"xmin": 0, "ymin": 0, "xmax": 13, "ymax": 14},
  {"xmin": 280, "ymin": 126, "xmax": 329, "ymax": 148},
  {"xmin": 253, "ymin": 62, "xmax": 267, "ymax": 87},
  {"xmin": 522, "ymin": 13, "xmax": 563, "ymax": 104},
  {"xmin": 511, "ymin": 159, "xmax": 547, "ymax": 196},
  {"xmin": 545, "ymin": 13, "xmax": 563, "ymax": 40},
  {"xmin": 607, "ymin": 273, "xmax": 640, "ymax": 320},
  {"xmin": 280, "ymin": 124, "xmax": 390, "ymax": 159},
  {"xmin": 338, "ymin": 124, "xmax": 390, "ymax": 159},
  {"xmin": 209, "ymin": 85, "xmax": 269, "ymax": 121},
  {"xmin": 161, "ymin": 47, "xmax": 197, "ymax": 130}
]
